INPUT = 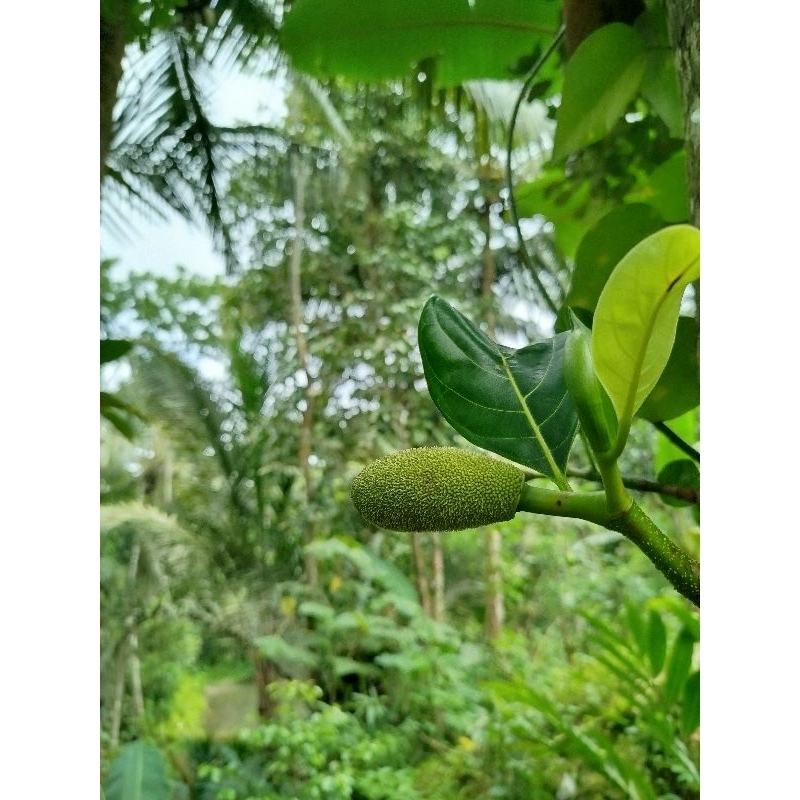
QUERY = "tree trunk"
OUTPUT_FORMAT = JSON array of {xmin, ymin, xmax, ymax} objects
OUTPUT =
[
  {"xmin": 665, "ymin": 0, "xmax": 700, "ymax": 226},
  {"xmin": 109, "ymin": 640, "xmax": 127, "ymax": 748},
  {"xmin": 431, "ymin": 535, "xmax": 446, "ymax": 621},
  {"xmin": 289, "ymin": 153, "xmax": 318, "ymax": 587},
  {"xmin": 100, "ymin": 2, "xmax": 134, "ymax": 181},
  {"xmin": 411, "ymin": 534, "xmax": 433, "ymax": 616},
  {"xmin": 128, "ymin": 631, "xmax": 145, "ymax": 719},
  {"xmin": 485, "ymin": 527, "xmax": 505, "ymax": 637},
  {"xmin": 252, "ymin": 654, "xmax": 280, "ymax": 718},
  {"xmin": 479, "ymin": 197, "xmax": 505, "ymax": 639}
]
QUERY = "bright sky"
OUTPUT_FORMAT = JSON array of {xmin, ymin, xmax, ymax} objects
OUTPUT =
[{"xmin": 101, "ymin": 62, "xmax": 288, "ymax": 280}]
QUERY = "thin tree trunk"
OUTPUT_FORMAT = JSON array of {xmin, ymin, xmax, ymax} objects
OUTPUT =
[
  {"xmin": 109, "ymin": 640, "xmax": 128, "ymax": 748},
  {"xmin": 485, "ymin": 528, "xmax": 505, "ymax": 637},
  {"xmin": 100, "ymin": 2, "xmax": 134, "ymax": 181},
  {"xmin": 479, "ymin": 198, "xmax": 505, "ymax": 639},
  {"xmin": 665, "ymin": 0, "xmax": 700, "ymax": 226},
  {"xmin": 431, "ymin": 535, "xmax": 446, "ymax": 622},
  {"xmin": 128, "ymin": 631, "xmax": 145, "ymax": 719},
  {"xmin": 252, "ymin": 653, "xmax": 280, "ymax": 719},
  {"xmin": 411, "ymin": 534, "xmax": 432, "ymax": 616},
  {"xmin": 124, "ymin": 537, "xmax": 144, "ymax": 723},
  {"xmin": 289, "ymin": 153, "xmax": 318, "ymax": 587},
  {"xmin": 664, "ymin": 0, "xmax": 700, "ymax": 353}
]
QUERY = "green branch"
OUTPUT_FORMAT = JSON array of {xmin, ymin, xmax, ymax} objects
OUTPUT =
[{"xmin": 518, "ymin": 483, "xmax": 699, "ymax": 606}]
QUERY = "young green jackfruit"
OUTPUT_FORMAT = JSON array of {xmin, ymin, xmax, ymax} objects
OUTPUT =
[{"xmin": 350, "ymin": 447, "xmax": 525, "ymax": 532}]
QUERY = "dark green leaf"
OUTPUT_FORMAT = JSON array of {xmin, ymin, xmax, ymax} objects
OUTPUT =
[
  {"xmin": 646, "ymin": 609, "xmax": 667, "ymax": 676},
  {"xmin": 552, "ymin": 23, "xmax": 647, "ymax": 160},
  {"xmin": 654, "ymin": 409, "xmax": 698, "ymax": 474},
  {"xmin": 681, "ymin": 670, "xmax": 700, "ymax": 735},
  {"xmin": 656, "ymin": 458, "xmax": 700, "ymax": 508},
  {"xmin": 625, "ymin": 601, "xmax": 647, "ymax": 654},
  {"xmin": 101, "ymin": 339, "xmax": 134, "ymax": 364},
  {"xmin": 104, "ymin": 741, "xmax": 172, "ymax": 800},
  {"xmin": 281, "ymin": 0, "xmax": 561, "ymax": 87},
  {"xmin": 627, "ymin": 151, "xmax": 689, "ymax": 222},
  {"xmin": 664, "ymin": 628, "xmax": 695, "ymax": 705},
  {"xmin": 638, "ymin": 315, "xmax": 699, "ymax": 422},
  {"xmin": 568, "ymin": 203, "xmax": 666, "ymax": 315},
  {"xmin": 419, "ymin": 296, "xmax": 578, "ymax": 485}
]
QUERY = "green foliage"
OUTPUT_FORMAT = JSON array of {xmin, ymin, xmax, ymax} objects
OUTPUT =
[
  {"xmin": 478, "ymin": 600, "xmax": 699, "ymax": 799},
  {"xmin": 282, "ymin": 0, "xmax": 561, "ymax": 86},
  {"xmin": 419, "ymin": 296, "xmax": 578, "ymax": 485},
  {"xmin": 103, "ymin": 740, "xmax": 173, "ymax": 800},
  {"xmin": 592, "ymin": 225, "xmax": 699, "ymax": 435},
  {"xmin": 638, "ymin": 316, "xmax": 699, "ymax": 423},
  {"xmin": 553, "ymin": 24, "xmax": 648, "ymax": 160},
  {"xmin": 196, "ymin": 681, "xmax": 421, "ymax": 800},
  {"xmin": 567, "ymin": 203, "xmax": 666, "ymax": 318}
]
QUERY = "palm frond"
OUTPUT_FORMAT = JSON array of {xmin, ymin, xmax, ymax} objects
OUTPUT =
[
  {"xmin": 103, "ymin": 14, "xmax": 287, "ymax": 274},
  {"xmin": 202, "ymin": 0, "xmax": 280, "ymax": 69}
]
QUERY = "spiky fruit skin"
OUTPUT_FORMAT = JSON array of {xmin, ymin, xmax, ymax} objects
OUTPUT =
[{"xmin": 350, "ymin": 447, "xmax": 525, "ymax": 532}]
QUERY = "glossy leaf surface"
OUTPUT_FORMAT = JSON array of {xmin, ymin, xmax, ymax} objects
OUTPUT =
[
  {"xmin": 419, "ymin": 296, "xmax": 578, "ymax": 484},
  {"xmin": 553, "ymin": 23, "xmax": 647, "ymax": 160},
  {"xmin": 282, "ymin": 0, "xmax": 560, "ymax": 87},
  {"xmin": 593, "ymin": 224, "xmax": 700, "ymax": 426}
]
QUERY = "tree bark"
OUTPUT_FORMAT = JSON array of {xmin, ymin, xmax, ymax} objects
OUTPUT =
[
  {"xmin": 665, "ymin": 0, "xmax": 700, "ymax": 226},
  {"xmin": 100, "ymin": 2, "xmax": 134, "ymax": 181},
  {"xmin": 252, "ymin": 654, "xmax": 280, "ymax": 718}
]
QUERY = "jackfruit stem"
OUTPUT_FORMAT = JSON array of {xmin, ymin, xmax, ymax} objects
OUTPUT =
[
  {"xmin": 517, "ymin": 484, "xmax": 699, "ymax": 607},
  {"xmin": 517, "ymin": 484, "xmax": 608, "ymax": 525}
]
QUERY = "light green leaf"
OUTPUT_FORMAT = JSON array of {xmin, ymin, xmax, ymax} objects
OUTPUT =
[
  {"xmin": 281, "ymin": 0, "xmax": 561, "ymax": 87},
  {"xmin": 592, "ymin": 225, "xmax": 700, "ymax": 428},
  {"xmin": 552, "ymin": 23, "xmax": 647, "ymax": 160},
  {"xmin": 104, "ymin": 741, "xmax": 172, "ymax": 800}
]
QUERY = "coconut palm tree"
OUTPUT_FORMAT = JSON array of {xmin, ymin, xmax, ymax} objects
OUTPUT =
[{"xmin": 101, "ymin": 0, "xmax": 285, "ymax": 272}]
